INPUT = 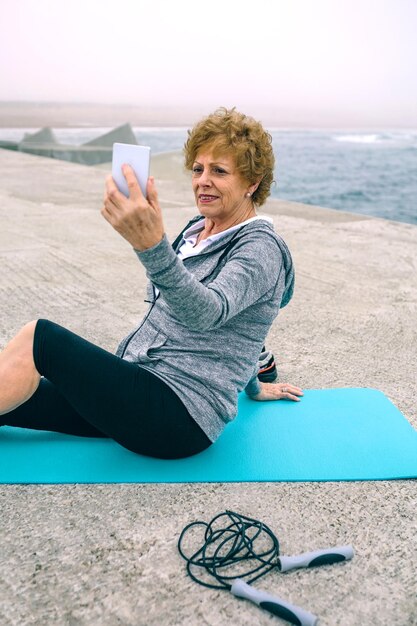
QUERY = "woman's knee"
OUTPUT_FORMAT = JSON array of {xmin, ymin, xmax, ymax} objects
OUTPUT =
[
  {"xmin": 2, "ymin": 320, "xmax": 38, "ymax": 353},
  {"xmin": 0, "ymin": 320, "xmax": 42, "ymax": 414},
  {"xmin": 16, "ymin": 320, "xmax": 39, "ymax": 357},
  {"xmin": 2, "ymin": 320, "xmax": 40, "ymax": 373},
  {"xmin": 21, "ymin": 320, "xmax": 39, "ymax": 338}
]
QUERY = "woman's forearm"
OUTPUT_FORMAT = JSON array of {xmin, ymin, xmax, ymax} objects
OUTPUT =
[{"xmin": 135, "ymin": 235, "xmax": 228, "ymax": 331}]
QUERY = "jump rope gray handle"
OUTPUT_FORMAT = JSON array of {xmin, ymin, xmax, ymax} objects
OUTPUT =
[
  {"xmin": 278, "ymin": 545, "xmax": 354, "ymax": 573},
  {"xmin": 231, "ymin": 578, "xmax": 318, "ymax": 626}
]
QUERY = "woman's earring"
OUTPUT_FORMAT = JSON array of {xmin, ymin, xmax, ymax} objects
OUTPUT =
[{"xmin": 245, "ymin": 192, "xmax": 252, "ymax": 198}]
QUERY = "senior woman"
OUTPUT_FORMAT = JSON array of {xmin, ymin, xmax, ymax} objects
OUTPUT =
[{"xmin": 0, "ymin": 107, "xmax": 302, "ymax": 459}]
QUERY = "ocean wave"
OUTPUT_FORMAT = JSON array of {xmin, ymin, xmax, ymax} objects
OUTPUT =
[
  {"xmin": 338, "ymin": 190, "xmax": 372, "ymax": 201},
  {"xmin": 334, "ymin": 134, "xmax": 383, "ymax": 144},
  {"xmin": 333, "ymin": 131, "xmax": 417, "ymax": 145}
]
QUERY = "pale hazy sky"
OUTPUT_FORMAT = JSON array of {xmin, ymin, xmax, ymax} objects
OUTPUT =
[{"xmin": 1, "ymin": 0, "xmax": 416, "ymax": 125}]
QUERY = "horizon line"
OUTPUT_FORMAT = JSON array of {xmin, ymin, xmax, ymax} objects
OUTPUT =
[{"xmin": 1, "ymin": 100, "xmax": 416, "ymax": 129}]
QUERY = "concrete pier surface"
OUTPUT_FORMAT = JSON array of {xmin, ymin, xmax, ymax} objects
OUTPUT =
[{"xmin": 0, "ymin": 148, "xmax": 416, "ymax": 626}]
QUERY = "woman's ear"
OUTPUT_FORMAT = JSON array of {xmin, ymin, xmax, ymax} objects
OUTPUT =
[{"xmin": 249, "ymin": 178, "xmax": 262, "ymax": 196}]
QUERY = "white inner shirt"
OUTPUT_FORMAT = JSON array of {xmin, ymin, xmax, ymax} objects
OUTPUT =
[{"xmin": 177, "ymin": 215, "xmax": 274, "ymax": 261}]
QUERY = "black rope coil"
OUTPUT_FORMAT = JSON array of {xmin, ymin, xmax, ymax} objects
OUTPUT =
[{"xmin": 177, "ymin": 510, "xmax": 280, "ymax": 590}]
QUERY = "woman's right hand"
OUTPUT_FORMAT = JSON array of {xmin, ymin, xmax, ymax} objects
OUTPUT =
[
  {"xmin": 253, "ymin": 382, "xmax": 304, "ymax": 402},
  {"xmin": 102, "ymin": 165, "xmax": 165, "ymax": 252}
]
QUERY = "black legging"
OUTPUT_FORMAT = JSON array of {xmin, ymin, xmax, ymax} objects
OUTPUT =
[{"xmin": 3, "ymin": 319, "xmax": 212, "ymax": 459}]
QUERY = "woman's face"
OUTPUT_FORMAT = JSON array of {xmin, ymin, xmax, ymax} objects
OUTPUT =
[{"xmin": 192, "ymin": 150, "xmax": 253, "ymax": 221}]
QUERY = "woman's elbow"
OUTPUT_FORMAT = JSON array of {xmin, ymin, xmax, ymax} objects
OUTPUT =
[
  {"xmin": 185, "ymin": 312, "xmax": 224, "ymax": 332},
  {"xmin": 181, "ymin": 297, "xmax": 227, "ymax": 331}
]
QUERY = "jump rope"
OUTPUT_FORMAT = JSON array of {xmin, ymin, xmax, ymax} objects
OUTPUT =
[{"xmin": 178, "ymin": 510, "xmax": 354, "ymax": 626}]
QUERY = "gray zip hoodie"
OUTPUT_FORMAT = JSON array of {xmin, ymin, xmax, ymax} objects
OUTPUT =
[{"xmin": 116, "ymin": 217, "xmax": 294, "ymax": 442}]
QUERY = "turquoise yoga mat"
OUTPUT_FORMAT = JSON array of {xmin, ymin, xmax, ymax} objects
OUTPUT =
[{"xmin": 1, "ymin": 388, "xmax": 416, "ymax": 484}]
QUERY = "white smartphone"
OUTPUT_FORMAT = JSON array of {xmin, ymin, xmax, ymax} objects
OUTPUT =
[{"xmin": 112, "ymin": 143, "xmax": 151, "ymax": 197}]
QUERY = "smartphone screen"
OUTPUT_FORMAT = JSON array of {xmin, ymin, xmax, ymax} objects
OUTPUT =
[{"xmin": 112, "ymin": 143, "xmax": 151, "ymax": 197}]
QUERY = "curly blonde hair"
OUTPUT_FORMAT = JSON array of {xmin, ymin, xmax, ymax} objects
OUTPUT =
[{"xmin": 183, "ymin": 107, "xmax": 275, "ymax": 206}]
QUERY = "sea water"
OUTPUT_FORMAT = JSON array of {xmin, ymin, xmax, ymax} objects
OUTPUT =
[{"xmin": 1, "ymin": 127, "xmax": 416, "ymax": 225}]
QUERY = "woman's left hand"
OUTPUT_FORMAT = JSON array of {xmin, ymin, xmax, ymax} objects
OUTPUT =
[
  {"xmin": 102, "ymin": 165, "xmax": 165, "ymax": 251},
  {"xmin": 253, "ymin": 382, "xmax": 304, "ymax": 402}
]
